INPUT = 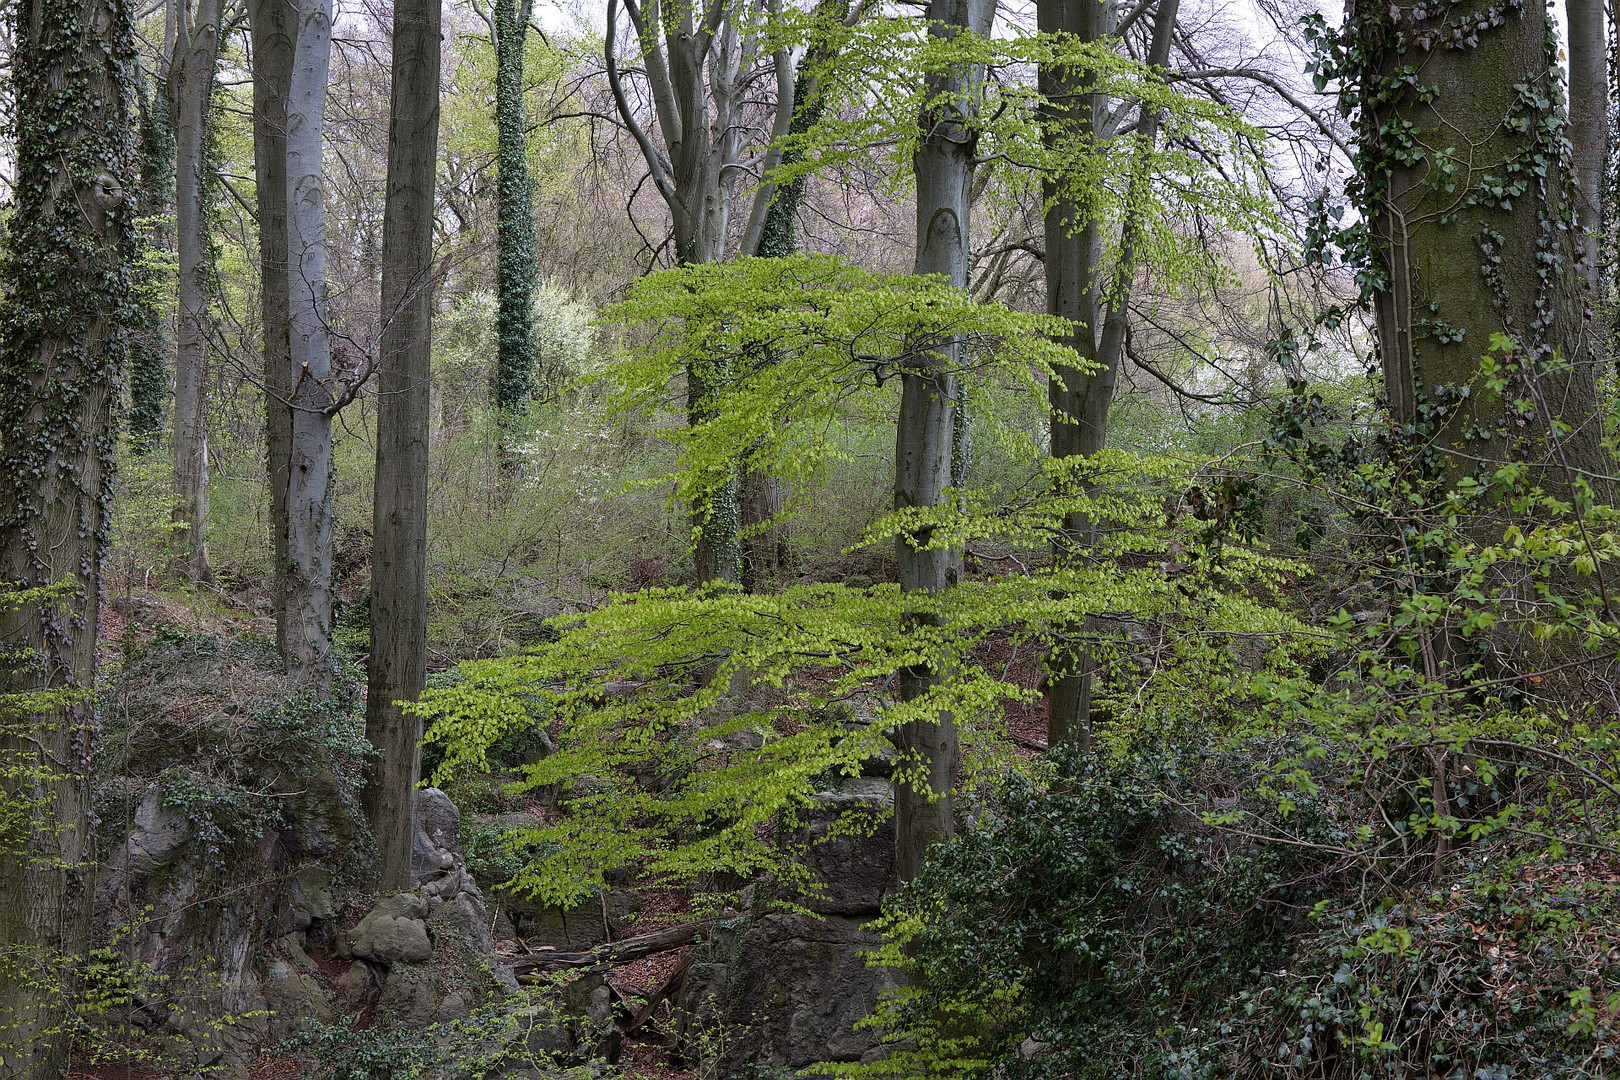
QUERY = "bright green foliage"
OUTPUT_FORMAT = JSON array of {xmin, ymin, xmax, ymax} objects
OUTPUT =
[
  {"xmin": 817, "ymin": 343, "xmax": 1620, "ymax": 1080},
  {"xmin": 413, "ymin": 447, "xmax": 1312, "ymax": 905},
  {"xmin": 492, "ymin": 0, "xmax": 539, "ymax": 416},
  {"xmin": 776, "ymin": 17, "xmax": 1277, "ymax": 295},
  {"xmin": 595, "ymin": 253, "xmax": 1075, "ymax": 541}
]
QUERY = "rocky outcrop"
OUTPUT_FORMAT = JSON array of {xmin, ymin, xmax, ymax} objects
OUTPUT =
[
  {"xmin": 675, "ymin": 913, "xmax": 900, "ymax": 1076},
  {"xmin": 92, "ymin": 636, "xmax": 373, "ymax": 1055},
  {"xmin": 672, "ymin": 778, "xmax": 901, "ymax": 1077},
  {"xmin": 350, "ymin": 892, "xmax": 435, "ymax": 963},
  {"xmin": 347, "ymin": 789, "xmax": 518, "ymax": 1027},
  {"xmin": 778, "ymin": 778, "xmax": 897, "ymax": 915},
  {"xmin": 412, "ymin": 788, "xmax": 497, "ymax": 954}
]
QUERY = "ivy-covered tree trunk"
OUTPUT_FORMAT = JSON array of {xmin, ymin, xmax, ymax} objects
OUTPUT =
[
  {"xmin": 894, "ymin": 0, "xmax": 996, "ymax": 883},
  {"xmin": 130, "ymin": 69, "xmax": 175, "ymax": 454},
  {"xmin": 283, "ymin": 0, "xmax": 336, "ymax": 688},
  {"xmin": 168, "ymin": 0, "xmax": 223, "ymax": 583},
  {"xmin": 0, "ymin": 0, "xmax": 135, "ymax": 1066},
  {"xmin": 492, "ymin": 0, "xmax": 537, "ymax": 415},
  {"xmin": 250, "ymin": 0, "xmax": 294, "ymax": 657},
  {"xmin": 1356, "ymin": 0, "xmax": 1610, "ymax": 477},
  {"xmin": 366, "ymin": 0, "xmax": 442, "ymax": 892}
]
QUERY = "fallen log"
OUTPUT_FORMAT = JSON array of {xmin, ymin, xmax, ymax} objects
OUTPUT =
[{"xmin": 509, "ymin": 918, "xmax": 717, "ymax": 973}]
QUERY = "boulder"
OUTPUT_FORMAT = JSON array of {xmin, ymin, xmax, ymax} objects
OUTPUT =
[
  {"xmin": 433, "ymin": 885, "xmax": 495, "ymax": 955},
  {"xmin": 413, "ymin": 787, "xmax": 464, "ymax": 881},
  {"xmin": 282, "ymin": 865, "xmax": 335, "ymax": 932},
  {"xmin": 261, "ymin": 958, "xmax": 333, "ymax": 1039},
  {"xmin": 377, "ymin": 963, "xmax": 438, "ymax": 1027},
  {"xmin": 349, "ymin": 893, "xmax": 433, "ymax": 964},
  {"xmin": 125, "ymin": 788, "xmax": 191, "ymax": 875},
  {"xmin": 675, "ymin": 913, "xmax": 901, "ymax": 1077}
]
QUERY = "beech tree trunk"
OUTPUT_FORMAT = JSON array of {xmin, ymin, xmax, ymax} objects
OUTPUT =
[
  {"xmin": 130, "ymin": 68, "xmax": 175, "ymax": 454},
  {"xmin": 1567, "ymin": 0, "xmax": 1606, "ymax": 288},
  {"xmin": 894, "ymin": 0, "xmax": 995, "ymax": 883},
  {"xmin": 1043, "ymin": 0, "xmax": 1178, "ymax": 747},
  {"xmin": 1039, "ymin": 0, "xmax": 1113, "ymax": 748},
  {"xmin": 366, "ymin": 0, "xmax": 441, "ymax": 892},
  {"xmin": 251, "ymin": 0, "xmax": 294, "ymax": 657},
  {"xmin": 0, "ymin": 0, "xmax": 134, "ymax": 1067},
  {"xmin": 169, "ymin": 0, "xmax": 223, "ymax": 583},
  {"xmin": 283, "ymin": 0, "xmax": 336, "ymax": 687}
]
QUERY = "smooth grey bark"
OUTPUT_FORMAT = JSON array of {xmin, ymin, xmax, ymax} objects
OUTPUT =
[
  {"xmin": 893, "ymin": 0, "xmax": 996, "ymax": 883},
  {"xmin": 365, "ymin": 0, "xmax": 441, "ymax": 892},
  {"xmin": 169, "ymin": 0, "xmax": 223, "ymax": 584},
  {"xmin": 251, "ymin": 0, "xmax": 294, "ymax": 657},
  {"xmin": 1567, "ymin": 0, "xmax": 1606, "ymax": 288},
  {"xmin": 1042, "ymin": 0, "xmax": 1177, "ymax": 747},
  {"xmin": 1040, "ymin": 0, "xmax": 1113, "ymax": 748},
  {"xmin": 0, "ymin": 0, "xmax": 132, "ymax": 1069},
  {"xmin": 283, "ymin": 0, "xmax": 336, "ymax": 687}
]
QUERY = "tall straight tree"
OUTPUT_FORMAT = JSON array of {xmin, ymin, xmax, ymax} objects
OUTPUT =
[
  {"xmin": 282, "ymin": 0, "xmax": 337, "ymax": 686},
  {"xmin": 490, "ymin": 0, "xmax": 537, "ymax": 414},
  {"xmin": 169, "ymin": 0, "xmax": 225, "ymax": 583},
  {"xmin": 130, "ymin": 67, "xmax": 176, "ymax": 454},
  {"xmin": 366, "ymin": 0, "xmax": 442, "ymax": 891},
  {"xmin": 1042, "ymin": 0, "xmax": 1179, "ymax": 746},
  {"xmin": 1567, "ymin": 0, "xmax": 1606, "ymax": 288},
  {"xmin": 0, "ymin": 0, "xmax": 135, "ymax": 1068},
  {"xmin": 893, "ymin": 0, "xmax": 996, "ymax": 882},
  {"xmin": 1039, "ymin": 0, "xmax": 1112, "ymax": 748},
  {"xmin": 251, "ymin": 0, "xmax": 294, "ymax": 657}
]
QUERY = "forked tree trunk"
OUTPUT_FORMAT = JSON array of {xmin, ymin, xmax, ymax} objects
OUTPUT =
[
  {"xmin": 605, "ymin": 0, "xmax": 768, "ymax": 585},
  {"xmin": 0, "ymin": 0, "xmax": 134, "ymax": 1068},
  {"xmin": 366, "ymin": 0, "xmax": 442, "ymax": 892},
  {"xmin": 283, "ymin": 0, "xmax": 336, "ymax": 688},
  {"xmin": 893, "ymin": 0, "xmax": 996, "ymax": 883},
  {"xmin": 169, "ymin": 0, "xmax": 223, "ymax": 583},
  {"xmin": 251, "ymin": 0, "xmax": 294, "ymax": 657}
]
